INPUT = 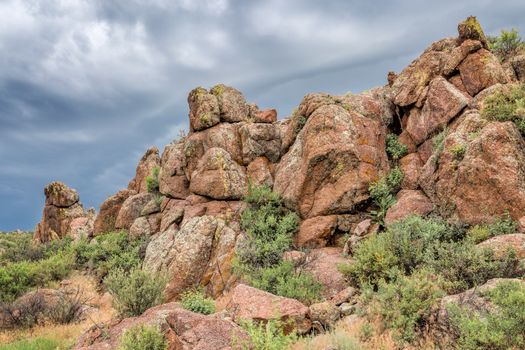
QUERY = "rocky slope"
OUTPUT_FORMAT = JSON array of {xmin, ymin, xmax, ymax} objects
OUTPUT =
[{"xmin": 30, "ymin": 16, "xmax": 525, "ymax": 349}]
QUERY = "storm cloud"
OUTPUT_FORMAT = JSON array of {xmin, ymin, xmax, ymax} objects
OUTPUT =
[{"xmin": 1, "ymin": 0, "xmax": 524, "ymax": 230}]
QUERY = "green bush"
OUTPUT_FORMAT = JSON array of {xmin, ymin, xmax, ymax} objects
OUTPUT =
[
  {"xmin": 180, "ymin": 289, "xmax": 216, "ymax": 315},
  {"xmin": 448, "ymin": 280, "xmax": 525, "ymax": 350},
  {"xmin": 488, "ymin": 28, "xmax": 525, "ymax": 61},
  {"xmin": 236, "ymin": 185, "xmax": 322, "ymax": 304},
  {"xmin": 0, "ymin": 337, "xmax": 66, "ymax": 350},
  {"xmin": 238, "ymin": 319, "xmax": 298, "ymax": 350},
  {"xmin": 467, "ymin": 214, "xmax": 518, "ymax": 244},
  {"xmin": 105, "ymin": 267, "xmax": 165, "ymax": 317},
  {"xmin": 118, "ymin": 324, "xmax": 167, "ymax": 350},
  {"xmin": 482, "ymin": 83, "xmax": 525, "ymax": 135},
  {"xmin": 74, "ymin": 231, "xmax": 146, "ymax": 281},
  {"xmin": 450, "ymin": 144, "xmax": 466, "ymax": 160},
  {"xmin": 367, "ymin": 269, "xmax": 445, "ymax": 344},
  {"xmin": 0, "ymin": 232, "xmax": 73, "ymax": 265},
  {"xmin": 386, "ymin": 134, "xmax": 408, "ymax": 161},
  {"xmin": 237, "ymin": 260, "xmax": 322, "ymax": 305},
  {"xmin": 0, "ymin": 252, "xmax": 73, "ymax": 302},
  {"xmin": 238, "ymin": 185, "xmax": 299, "ymax": 269},
  {"xmin": 368, "ymin": 167, "xmax": 403, "ymax": 225},
  {"xmin": 146, "ymin": 166, "xmax": 160, "ymax": 193}
]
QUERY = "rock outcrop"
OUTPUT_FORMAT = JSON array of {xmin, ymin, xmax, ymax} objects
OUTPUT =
[{"xmin": 34, "ymin": 182, "xmax": 93, "ymax": 242}]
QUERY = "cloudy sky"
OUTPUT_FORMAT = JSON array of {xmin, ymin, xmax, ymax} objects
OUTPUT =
[{"xmin": 1, "ymin": 0, "xmax": 524, "ymax": 231}]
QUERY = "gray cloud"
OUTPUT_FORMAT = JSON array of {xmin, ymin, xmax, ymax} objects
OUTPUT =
[{"xmin": 1, "ymin": 0, "xmax": 524, "ymax": 230}]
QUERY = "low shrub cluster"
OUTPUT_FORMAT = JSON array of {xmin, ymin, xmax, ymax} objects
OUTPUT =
[
  {"xmin": 235, "ymin": 185, "xmax": 322, "ymax": 305},
  {"xmin": 481, "ymin": 83, "xmax": 525, "ymax": 135},
  {"xmin": 448, "ymin": 280, "xmax": 525, "ymax": 350},
  {"xmin": 466, "ymin": 213, "xmax": 517, "ymax": 244},
  {"xmin": 105, "ymin": 267, "xmax": 165, "ymax": 317},
  {"xmin": 488, "ymin": 28, "xmax": 525, "ymax": 61},
  {"xmin": 237, "ymin": 319, "xmax": 298, "ymax": 350},
  {"xmin": 119, "ymin": 324, "xmax": 167, "ymax": 350},
  {"xmin": 180, "ymin": 289, "xmax": 216, "ymax": 315},
  {"xmin": 385, "ymin": 134, "xmax": 408, "ymax": 161},
  {"xmin": 340, "ymin": 215, "xmax": 521, "ymax": 346},
  {"xmin": 146, "ymin": 166, "xmax": 160, "ymax": 194},
  {"xmin": 368, "ymin": 168, "xmax": 403, "ymax": 225}
]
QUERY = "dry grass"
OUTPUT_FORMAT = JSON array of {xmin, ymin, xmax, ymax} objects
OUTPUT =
[
  {"xmin": 0, "ymin": 272, "xmax": 115, "ymax": 346},
  {"xmin": 291, "ymin": 316, "xmax": 438, "ymax": 350}
]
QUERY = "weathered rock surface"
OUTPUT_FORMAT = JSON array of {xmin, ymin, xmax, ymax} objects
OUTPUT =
[
  {"xmin": 309, "ymin": 301, "xmax": 340, "ymax": 331},
  {"xmin": 159, "ymin": 142, "xmax": 190, "ymax": 199},
  {"xmin": 303, "ymin": 247, "xmax": 347, "ymax": 299},
  {"xmin": 114, "ymin": 193, "xmax": 155, "ymax": 230},
  {"xmin": 74, "ymin": 303, "xmax": 248, "ymax": 350},
  {"xmin": 34, "ymin": 182, "xmax": 90, "ymax": 243},
  {"xmin": 274, "ymin": 104, "xmax": 389, "ymax": 218},
  {"xmin": 478, "ymin": 234, "xmax": 525, "ymax": 259},
  {"xmin": 212, "ymin": 84, "xmax": 249, "ymax": 123},
  {"xmin": 458, "ymin": 49, "xmax": 508, "ymax": 96},
  {"xmin": 127, "ymin": 147, "xmax": 160, "ymax": 193},
  {"xmin": 188, "ymin": 87, "xmax": 221, "ymax": 131},
  {"xmin": 189, "ymin": 147, "xmax": 248, "ymax": 200},
  {"xmin": 93, "ymin": 189, "xmax": 136, "ymax": 235},
  {"xmin": 294, "ymin": 215, "xmax": 338, "ymax": 248},
  {"xmin": 226, "ymin": 284, "xmax": 311, "ymax": 334},
  {"xmin": 239, "ymin": 123, "xmax": 281, "ymax": 164},
  {"xmin": 384, "ymin": 190, "xmax": 434, "ymax": 226}
]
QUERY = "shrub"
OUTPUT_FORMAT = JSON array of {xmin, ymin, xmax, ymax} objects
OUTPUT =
[
  {"xmin": 74, "ymin": 231, "xmax": 146, "ymax": 281},
  {"xmin": 482, "ymin": 83, "xmax": 525, "ymax": 135},
  {"xmin": 146, "ymin": 166, "xmax": 160, "ymax": 193},
  {"xmin": 237, "ymin": 185, "xmax": 298, "ymax": 269},
  {"xmin": 367, "ymin": 269, "xmax": 445, "ymax": 344},
  {"xmin": 368, "ymin": 167, "xmax": 403, "ymax": 225},
  {"xmin": 119, "ymin": 324, "xmax": 167, "ymax": 350},
  {"xmin": 467, "ymin": 214, "xmax": 517, "ymax": 244},
  {"xmin": 237, "ymin": 260, "xmax": 322, "ymax": 305},
  {"xmin": 105, "ymin": 267, "xmax": 165, "ymax": 317},
  {"xmin": 46, "ymin": 287, "xmax": 87, "ymax": 324},
  {"xmin": 238, "ymin": 319, "xmax": 297, "ymax": 350},
  {"xmin": 1, "ymin": 292, "xmax": 47, "ymax": 329},
  {"xmin": 180, "ymin": 289, "xmax": 216, "ymax": 315},
  {"xmin": 425, "ymin": 242, "xmax": 519, "ymax": 294},
  {"xmin": 488, "ymin": 28, "xmax": 525, "ymax": 61},
  {"xmin": 385, "ymin": 134, "xmax": 408, "ymax": 161},
  {"xmin": 450, "ymin": 144, "xmax": 466, "ymax": 160},
  {"xmin": 448, "ymin": 280, "xmax": 525, "ymax": 350},
  {"xmin": 0, "ymin": 232, "xmax": 73, "ymax": 265},
  {"xmin": 0, "ymin": 337, "xmax": 64, "ymax": 350}
]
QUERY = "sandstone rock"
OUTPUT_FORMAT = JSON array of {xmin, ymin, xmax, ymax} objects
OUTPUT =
[
  {"xmin": 127, "ymin": 147, "xmax": 160, "ymax": 194},
  {"xmin": 406, "ymin": 77, "xmax": 468, "ymax": 145},
  {"xmin": 254, "ymin": 108, "xmax": 277, "ymax": 123},
  {"xmin": 330, "ymin": 287, "xmax": 357, "ymax": 306},
  {"xmin": 352, "ymin": 219, "xmax": 376, "ymax": 237},
  {"xmin": 189, "ymin": 147, "xmax": 248, "ymax": 200},
  {"xmin": 239, "ymin": 123, "xmax": 281, "ymax": 164},
  {"xmin": 400, "ymin": 153, "xmax": 423, "ymax": 190},
  {"xmin": 158, "ymin": 142, "xmax": 190, "ymax": 199},
  {"xmin": 309, "ymin": 301, "xmax": 340, "ymax": 330},
  {"xmin": 274, "ymin": 104, "xmax": 389, "ymax": 218},
  {"xmin": 188, "ymin": 87, "xmax": 220, "ymax": 131},
  {"xmin": 226, "ymin": 284, "xmax": 311, "ymax": 334},
  {"xmin": 74, "ymin": 302, "xmax": 248, "ymax": 350},
  {"xmin": 183, "ymin": 123, "xmax": 243, "ymax": 179},
  {"xmin": 211, "ymin": 84, "xmax": 249, "ymax": 123},
  {"xmin": 336, "ymin": 87, "xmax": 395, "ymax": 125},
  {"xmin": 115, "ymin": 193, "xmax": 155, "ymax": 230},
  {"xmin": 129, "ymin": 216, "xmax": 151, "ymax": 238},
  {"xmin": 160, "ymin": 199, "xmax": 187, "ymax": 232},
  {"xmin": 478, "ymin": 234, "xmax": 525, "ymax": 259},
  {"xmin": 459, "ymin": 49, "xmax": 508, "ymax": 96},
  {"xmin": 93, "ymin": 189, "xmax": 136, "ymax": 235},
  {"xmin": 69, "ymin": 208, "xmax": 95, "ymax": 241},
  {"xmin": 443, "ymin": 39, "xmax": 482, "ymax": 76},
  {"xmin": 449, "ymin": 74, "xmax": 470, "ymax": 97},
  {"xmin": 420, "ymin": 121, "xmax": 525, "ymax": 225},
  {"xmin": 246, "ymin": 156, "xmax": 274, "ymax": 187},
  {"xmin": 295, "ymin": 215, "xmax": 338, "ymax": 248},
  {"xmin": 303, "ymin": 247, "xmax": 347, "ymax": 299},
  {"xmin": 144, "ymin": 216, "xmax": 239, "ymax": 299},
  {"xmin": 417, "ymin": 138, "xmax": 436, "ymax": 165},
  {"xmin": 44, "ymin": 181, "xmax": 79, "ymax": 207},
  {"xmin": 511, "ymin": 55, "xmax": 525, "ymax": 81},
  {"xmin": 398, "ymin": 130, "xmax": 417, "ymax": 153},
  {"xmin": 34, "ymin": 182, "xmax": 87, "ymax": 243},
  {"xmin": 181, "ymin": 200, "xmax": 245, "ymax": 227},
  {"xmin": 457, "ymin": 16, "xmax": 488, "ymax": 49},
  {"xmin": 384, "ymin": 190, "xmax": 433, "ymax": 226}
]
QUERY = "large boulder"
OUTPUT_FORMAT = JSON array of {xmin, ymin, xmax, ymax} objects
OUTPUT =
[
  {"xmin": 211, "ymin": 84, "xmax": 249, "ymax": 123},
  {"xmin": 144, "ymin": 216, "xmax": 239, "ymax": 300},
  {"xmin": 239, "ymin": 123, "xmax": 281, "ymax": 164},
  {"xmin": 384, "ymin": 190, "xmax": 434, "ymax": 226},
  {"xmin": 188, "ymin": 87, "xmax": 221, "ymax": 131},
  {"xmin": 74, "ymin": 303, "xmax": 248, "ymax": 350},
  {"xmin": 93, "ymin": 189, "xmax": 136, "ymax": 235},
  {"xmin": 127, "ymin": 147, "xmax": 161, "ymax": 194},
  {"xmin": 189, "ymin": 147, "xmax": 248, "ymax": 200},
  {"xmin": 34, "ymin": 182, "xmax": 88, "ymax": 243},
  {"xmin": 294, "ymin": 215, "xmax": 338, "ymax": 248},
  {"xmin": 158, "ymin": 142, "xmax": 190, "ymax": 199},
  {"xmin": 420, "ymin": 120, "xmax": 525, "ymax": 225},
  {"xmin": 246, "ymin": 156, "xmax": 274, "ymax": 187},
  {"xmin": 114, "ymin": 193, "xmax": 155, "ymax": 230},
  {"xmin": 302, "ymin": 247, "xmax": 347, "ymax": 299},
  {"xmin": 274, "ymin": 104, "xmax": 389, "ymax": 218},
  {"xmin": 226, "ymin": 284, "xmax": 311, "ymax": 334},
  {"xmin": 405, "ymin": 77, "xmax": 469, "ymax": 145},
  {"xmin": 477, "ymin": 234, "xmax": 525, "ymax": 259},
  {"xmin": 458, "ymin": 49, "xmax": 508, "ymax": 96}
]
